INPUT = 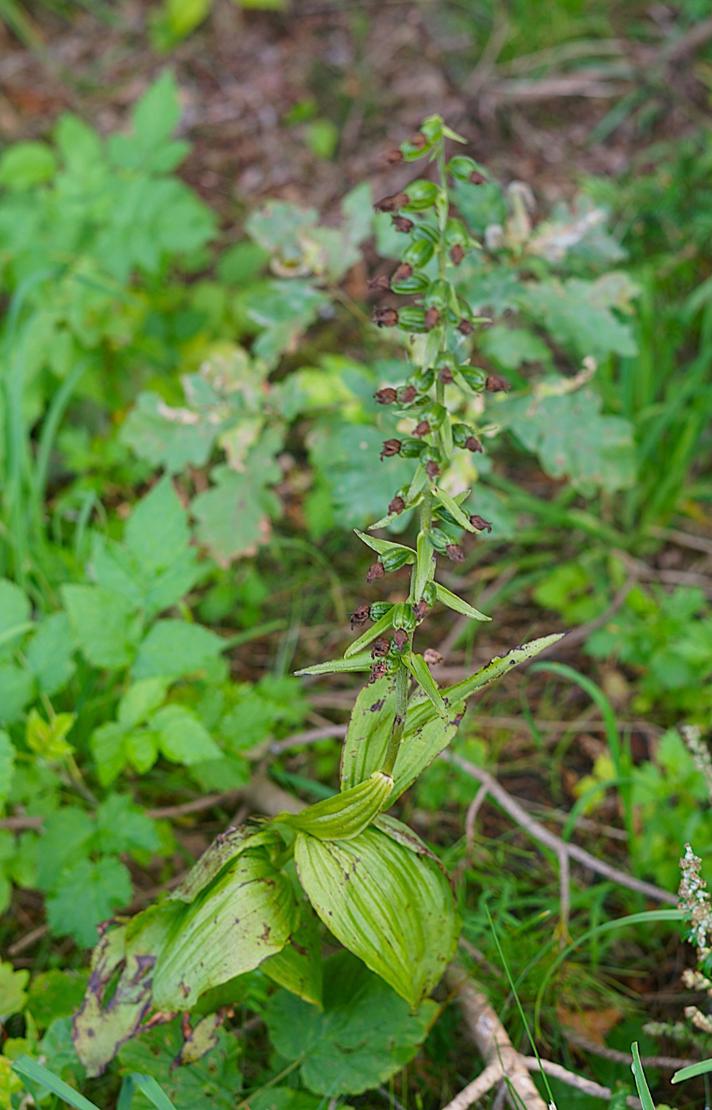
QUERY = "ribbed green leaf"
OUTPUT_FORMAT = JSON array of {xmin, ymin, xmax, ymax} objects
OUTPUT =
[
  {"xmin": 435, "ymin": 581, "xmax": 490, "ymax": 622},
  {"xmin": 433, "ymin": 486, "xmax": 476, "ymax": 532},
  {"xmin": 402, "ymin": 652, "xmax": 447, "ymax": 717},
  {"xmin": 353, "ymin": 530, "xmax": 414, "ymax": 558},
  {"xmin": 153, "ymin": 853, "xmax": 297, "ymax": 1008},
  {"xmin": 283, "ymin": 772, "xmax": 393, "ymax": 839},
  {"xmin": 261, "ymin": 907, "xmax": 323, "ymax": 1007},
  {"xmin": 295, "ymin": 826, "xmax": 459, "ymax": 1006},
  {"xmin": 391, "ymin": 706, "xmax": 462, "ymax": 800},
  {"xmin": 340, "ymin": 677, "xmax": 397, "ymax": 791},
  {"xmin": 412, "ymin": 530, "xmax": 436, "ymax": 601},
  {"xmin": 294, "ymin": 653, "xmax": 373, "ymax": 676}
]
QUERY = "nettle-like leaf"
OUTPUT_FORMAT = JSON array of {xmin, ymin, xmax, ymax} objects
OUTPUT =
[
  {"xmin": 497, "ymin": 383, "xmax": 636, "ymax": 494},
  {"xmin": 192, "ymin": 447, "xmax": 282, "ymax": 563},
  {"xmin": 265, "ymin": 952, "xmax": 437, "ymax": 1098},
  {"xmin": 294, "ymin": 825, "xmax": 459, "ymax": 1007},
  {"xmin": 61, "ymin": 585, "xmax": 142, "ymax": 670},
  {"xmin": 518, "ymin": 274, "xmax": 638, "ymax": 360},
  {"xmin": 117, "ymin": 1019, "xmax": 241, "ymax": 1110}
]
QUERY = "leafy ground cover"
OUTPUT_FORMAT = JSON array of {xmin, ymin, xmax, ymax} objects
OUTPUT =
[{"xmin": 0, "ymin": 3, "xmax": 712, "ymax": 1108}]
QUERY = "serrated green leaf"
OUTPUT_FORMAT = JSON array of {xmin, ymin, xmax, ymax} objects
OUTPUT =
[
  {"xmin": 124, "ymin": 477, "xmax": 190, "ymax": 574},
  {"xmin": 295, "ymin": 826, "xmax": 459, "ymax": 1006},
  {"xmin": 0, "ymin": 732, "xmax": 15, "ymax": 807},
  {"xmin": 122, "ymin": 391, "xmax": 218, "ymax": 472},
  {"xmin": 0, "ymin": 962, "xmax": 29, "ymax": 1018},
  {"xmin": 0, "ymin": 579, "xmax": 31, "ymax": 660},
  {"xmin": 117, "ymin": 1020, "xmax": 241, "ymax": 1109},
  {"xmin": 133, "ymin": 620, "xmax": 223, "ymax": 680},
  {"xmin": 152, "ymin": 704, "xmax": 222, "ymax": 765},
  {"xmin": 62, "ymin": 585, "xmax": 141, "ymax": 670},
  {"xmin": 520, "ymin": 275, "xmax": 638, "ymax": 360},
  {"xmin": 498, "ymin": 384, "xmax": 636, "ymax": 494},
  {"xmin": 95, "ymin": 795, "xmax": 160, "ymax": 858},
  {"xmin": 118, "ymin": 678, "xmax": 168, "ymax": 729},
  {"xmin": 192, "ymin": 451, "xmax": 281, "ymax": 564},
  {"xmin": 46, "ymin": 857, "xmax": 133, "ymax": 947},
  {"xmin": 266, "ymin": 952, "xmax": 437, "ymax": 1097},
  {"xmin": 0, "ymin": 664, "xmax": 33, "ymax": 724},
  {"xmin": 435, "ymin": 581, "xmax": 490, "ymax": 622},
  {"xmin": 26, "ymin": 613, "xmax": 75, "ymax": 694}
]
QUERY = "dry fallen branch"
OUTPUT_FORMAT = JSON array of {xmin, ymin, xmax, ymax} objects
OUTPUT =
[
  {"xmin": 443, "ymin": 963, "xmax": 547, "ymax": 1109},
  {"xmin": 441, "ymin": 751, "xmax": 676, "ymax": 907}
]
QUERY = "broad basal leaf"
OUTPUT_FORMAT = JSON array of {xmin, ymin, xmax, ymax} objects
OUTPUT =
[
  {"xmin": 294, "ymin": 826, "xmax": 459, "ymax": 1007},
  {"xmin": 266, "ymin": 951, "xmax": 438, "ymax": 1097},
  {"xmin": 152, "ymin": 852, "xmax": 297, "ymax": 1008}
]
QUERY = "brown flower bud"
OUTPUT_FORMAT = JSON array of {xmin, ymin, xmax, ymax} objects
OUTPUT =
[
  {"xmin": 457, "ymin": 318, "xmax": 474, "ymax": 335},
  {"xmin": 398, "ymin": 384, "xmax": 418, "ymax": 404},
  {"xmin": 375, "ymin": 191, "xmax": 409, "ymax": 213},
  {"xmin": 392, "ymin": 628, "xmax": 408, "ymax": 650},
  {"xmin": 350, "ymin": 604, "xmax": 370, "ymax": 628},
  {"xmin": 413, "ymin": 600, "xmax": 430, "ymax": 622},
  {"xmin": 424, "ymin": 307, "xmax": 441, "ymax": 330},
  {"xmin": 413, "ymin": 420, "xmax": 431, "ymax": 438},
  {"xmin": 392, "ymin": 215, "xmax": 414, "ymax": 234},
  {"xmin": 446, "ymin": 544, "xmax": 465, "ymax": 563},
  {"xmin": 470, "ymin": 514, "xmax": 493, "ymax": 532},
  {"xmin": 425, "ymin": 460, "xmax": 440, "ymax": 479},
  {"xmin": 423, "ymin": 648, "xmax": 444, "ymax": 666},
  {"xmin": 380, "ymin": 438, "xmax": 402, "ymax": 459},
  {"xmin": 386, "ymin": 148, "xmax": 404, "ymax": 165},
  {"xmin": 465, "ymin": 435, "xmax": 483, "ymax": 453},
  {"xmin": 368, "ymin": 274, "xmax": 391, "ymax": 292},
  {"xmin": 371, "ymin": 637, "xmax": 390, "ymax": 658},
  {"xmin": 374, "ymin": 387, "xmax": 398, "ymax": 405},
  {"xmin": 369, "ymin": 660, "xmax": 389, "ymax": 684},
  {"xmin": 439, "ymin": 366, "xmax": 454, "ymax": 384},
  {"xmin": 373, "ymin": 307, "xmax": 399, "ymax": 328},
  {"xmin": 450, "ymin": 243, "xmax": 465, "ymax": 266},
  {"xmin": 392, "ymin": 262, "xmax": 413, "ymax": 282},
  {"xmin": 388, "ymin": 495, "xmax": 406, "ymax": 514},
  {"xmin": 410, "ymin": 131, "xmax": 427, "ymax": 149},
  {"xmin": 470, "ymin": 171, "xmax": 487, "ymax": 185},
  {"xmin": 485, "ymin": 374, "xmax": 510, "ymax": 392},
  {"xmin": 366, "ymin": 561, "xmax": 385, "ymax": 582}
]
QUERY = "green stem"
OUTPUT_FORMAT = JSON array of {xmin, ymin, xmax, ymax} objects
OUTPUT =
[{"xmin": 381, "ymin": 665, "xmax": 409, "ymax": 776}]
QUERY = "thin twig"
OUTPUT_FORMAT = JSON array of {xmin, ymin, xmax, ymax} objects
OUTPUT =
[
  {"xmin": 563, "ymin": 1027, "xmax": 697, "ymax": 1070},
  {"xmin": 523, "ymin": 1057, "xmax": 641, "ymax": 1108},
  {"xmin": 443, "ymin": 964, "xmax": 547, "ymax": 1109},
  {"xmin": 441, "ymin": 752, "xmax": 676, "ymax": 905}
]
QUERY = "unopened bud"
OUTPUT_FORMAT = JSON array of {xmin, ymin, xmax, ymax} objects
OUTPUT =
[
  {"xmin": 350, "ymin": 604, "xmax": 370, "ymax": 629},
  {"xmin": 423, "ymin": 648, "xmax": 444, "ymax": 665},
  {"xmin": 380, "ymin": 438, "xmax": 402, "ymax": 459},
  {"xmin": 374, "ymin": 307, "xmax": 399, "ymax": 328},
  {"xmin": 375, "ymin": 191, "xmax": 409, "ymax": 213},
  {"xmin": 410, "ymin": 131, "xmax": 427, "ymax": 149},
  {"xmin": 446, "ymin": 544, "xmax": 465, "ymax": 563},
  {"xmin": 469, "ymin": 514, "xmax": 493, "ymax": 532},
  {"xmin": 368, "ymin": 274, "xmax": 391, "ymax": 292},
  {"xmin": 470, "ymin": 171, "xmax": 487, "ymax": 185},
  {"xmin": 398, "ymin": 384, "xmax": 418, "ymax": 404},
  {"xmin": 457, "ymin": 319, "xmax": 474, "ymax": 335},
  {"xmin": 413, "ymin": 420, "xmax": 431, "ymax": 438},
  {"xmin": 485, "ymin": 374, "xmax": 510, "ymax": 392},
  {"xmin": 388, "ymin": 495, "xmax": 406, "ymax": 514},
  {"xmin": 439, "ymin": 367, "xmax": 454, "ymax": 384},
  {"xmin": 371, "ymin": 637, "xmax": 390, "ymax": 658},
  {"xmin": 392, "ymin": 628, "xmax": 408, "ymax": 650},
  {"xmin": 366, "ymin": 561, "xmax": 385, "ymax": 582},
  {"xmin": 425, "ymin": 460, "xmax": 440, "ymax": 479},
  {"xmin": 450, "ymin": 243, "xmax": 465, "ymax": 266},
  {"xmin": 413, "ymin": 600, "xmax": 429, "ymax": 621},
  {"xmin": 465, "ymin": 435, "xmax": 483, "ymax": 453},
  {"xmin": 424, "ymin": 307, "xmax": 441, "ymax": 330},
  {"xmin": 374, "ymin": 387, "xmax": 397, "ymax": 405},
  {"xmin": 392, "ymin": 262, "xmax": 413, "ymax": 282},
  {"xmin": 386, "ymin": 148, "xmax": 404, "ymax": 164},
  {"xmin": 392, "ymin": 215, "xmax": 414, "ymax": 234}
]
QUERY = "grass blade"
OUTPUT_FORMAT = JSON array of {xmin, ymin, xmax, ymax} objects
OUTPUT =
[
  {"xmin": 12, "ymin": 1056, "xmax": 100, "ymax": 1110},
  {"xmin": 672, "ymin": 1056, "xmax": 712, "ymax": 1084},
  {"xmin": 631, "ymin": 1042, "xmax": 656, "ymax": 1109},
  {"xmin": 130, "ymin": 1074, "xmax": 178, "ymax": 1110}
]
